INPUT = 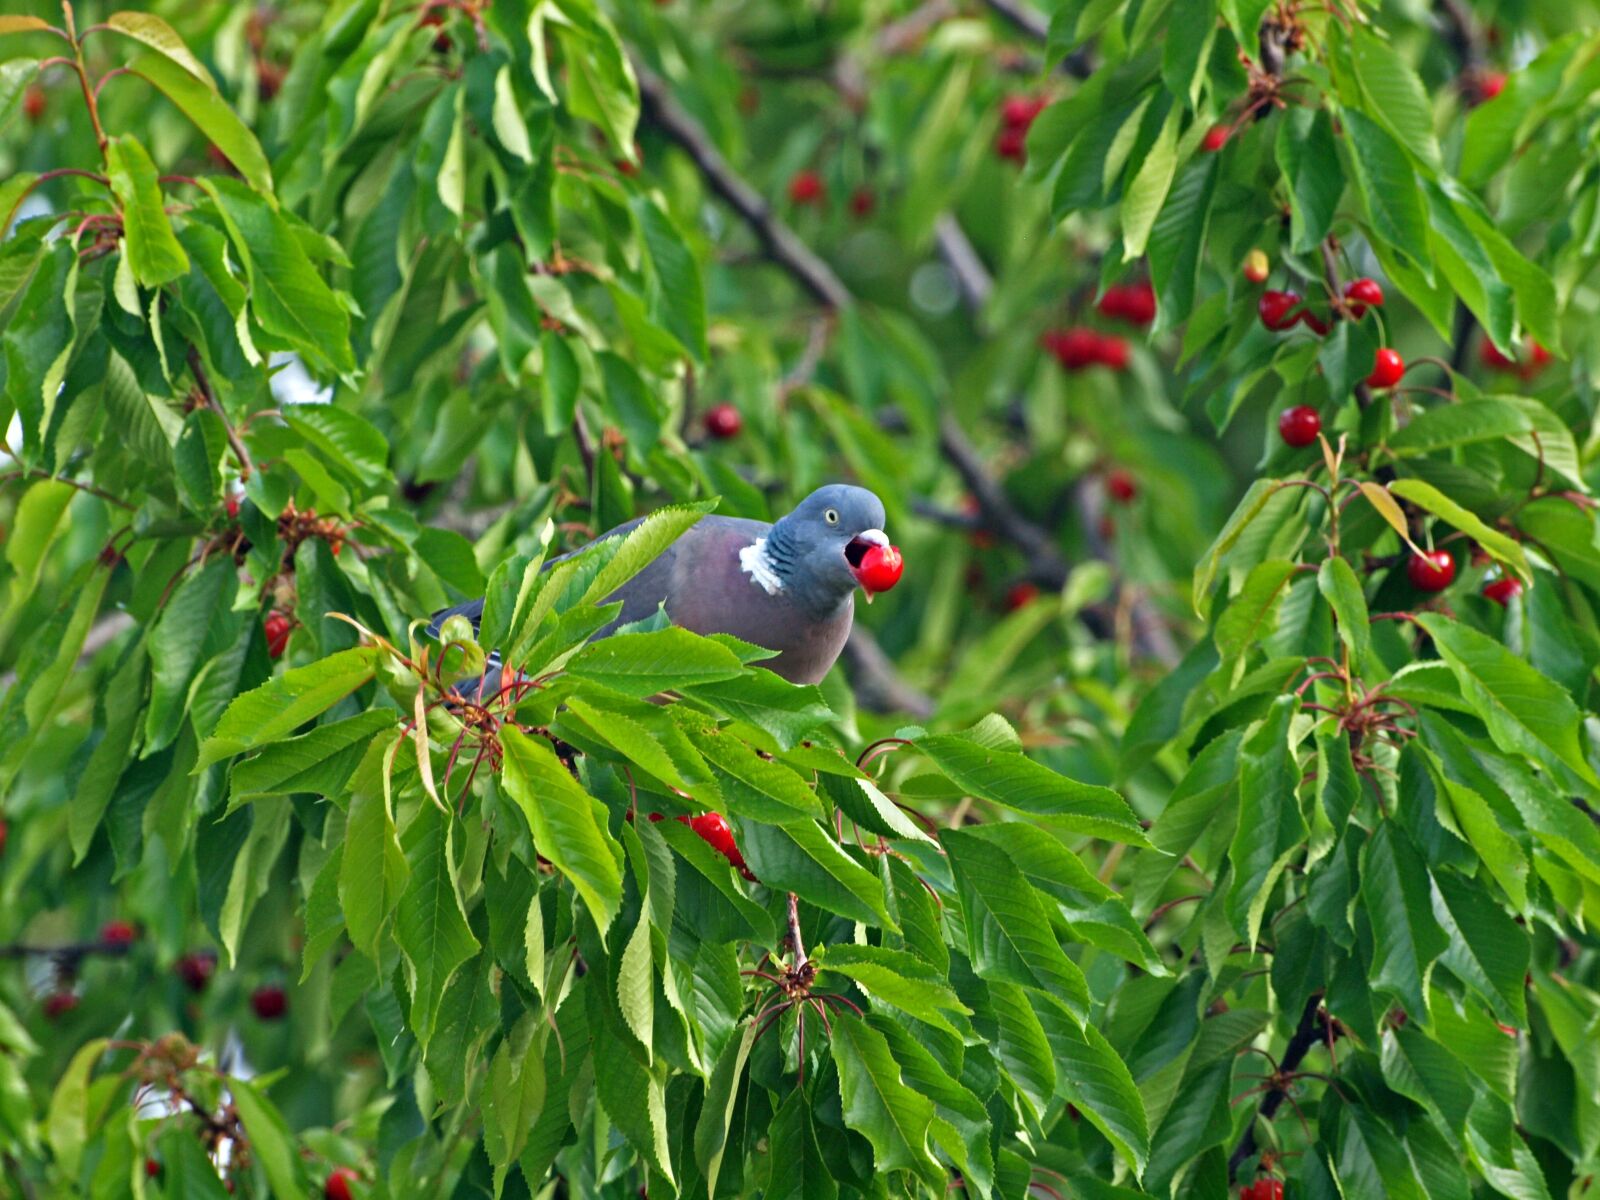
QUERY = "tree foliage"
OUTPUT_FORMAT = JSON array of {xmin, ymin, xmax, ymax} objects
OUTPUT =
[{"xmin": 1, "ymin": 0, "xmax": 1599, "ymax": 1197}]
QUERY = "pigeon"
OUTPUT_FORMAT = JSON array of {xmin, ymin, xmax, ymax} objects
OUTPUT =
[{"xmin": 430, "ymin": 484, "xmax": 896, "ymax": 687}]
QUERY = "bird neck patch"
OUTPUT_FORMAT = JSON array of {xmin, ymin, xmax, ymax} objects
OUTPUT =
[{"xmin": 739, "ymin": 538, "xmax": 785, "ymax": 595}]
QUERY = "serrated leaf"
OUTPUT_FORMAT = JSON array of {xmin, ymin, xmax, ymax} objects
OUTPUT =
[
  {"xmin": 736, "ymin": 818, "xmax": 893, "ymax": 927},
  {"xmin": 1362, "ymin": 822, "xmax": 1449, "ymax": 1019},
  {"xmin": 828, "ymin": 1014, "xmax": 943, "ymax": 1188},
  {"xmin": 130, "ymin": 52, "xmax": 270, "ymax": 196},
  {"xmin": 1388, "ymin": 478, "xmax": 1529, "ymax": 581},
  {"xmin": 105, "ymin": 135, "xmax": 188, "ymax": 287},
  {"xmin": 197, "ymin": 648, "xmax": 376, "ymax": 767}
]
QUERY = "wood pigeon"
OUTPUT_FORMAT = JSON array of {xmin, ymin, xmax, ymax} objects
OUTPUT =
[{"xmin": 430, "ymin": 484, "xmax": 900, "ymax": 687}]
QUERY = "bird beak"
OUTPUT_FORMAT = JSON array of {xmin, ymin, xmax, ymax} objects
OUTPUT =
[{"xmin": 846, "ymin": 529, "xmax": 891, "ymax": 601}]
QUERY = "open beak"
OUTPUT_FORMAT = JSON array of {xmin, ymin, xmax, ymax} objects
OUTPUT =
[{"xmin": 846, "ymin": 529, "xmax": 891, "ymax": 602}]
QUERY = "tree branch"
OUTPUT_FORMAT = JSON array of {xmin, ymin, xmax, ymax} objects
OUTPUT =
[
  {"xmin": 632, "ymin": 56, "xmax": 851, "ymax": 310},
  {"xmin": 842, "ymin": 626, "xmax": 935, "ymax": 719},
  {"xmin": 1228, "ymin": 993, "xmax": 1325, "ymax": 1178}
]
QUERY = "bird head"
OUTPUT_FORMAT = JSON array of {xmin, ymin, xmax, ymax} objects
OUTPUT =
[{"xmin": 767, "ymin": 484, "xmax": 892, "ymax": 615}]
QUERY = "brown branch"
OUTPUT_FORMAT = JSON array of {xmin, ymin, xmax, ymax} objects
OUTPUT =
[
  {"xmin": 842, "ymin": 627, "xmax": 935, "ymax": 718},
  {"xmin": 186, "ymin": 346, "xmax": 254, "ymax": 481},
  {"xmin": 632, "ymin": 57, "xmax": 851, "ymax": 310},
  {"xmin": 786, "ymin": 892, "xmax": 807, "ymax": 967},
  {"xmin": 934, "ymin": 215, "xmax": 995, "ymax": 321},
  {"xmin": 1228, "ymin": 993, "xmax": 1325, "ymax": 1178},
  {"xmin": 981, "ymin": 0, "xmax": 1049, "ymax": 41},
  {"xmin": 938, "ymin": 413, "xmax": 1070, "ymax": 589}
]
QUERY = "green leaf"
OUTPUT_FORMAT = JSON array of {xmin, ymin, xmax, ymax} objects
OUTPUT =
[
  {"xmin": 539, "ymin": 330, "xmax": 580, "ymax": 436},
  {"xmin": 1351, "ymin": 28, "xmax": 1441, "ymax": 167},
  {"xmin": 736, "ymin": 818, "xmax": 893, "ymax": 927},
  {"xmin": 483, "ymin": 1012, "xmax": 546, "ymax": 1171},
  {"xmin": 690, "ymin": 729, "xmax": 824, "ymax": 824},
  {"xmin": 230, "ymin": 1080, "xmax": 300, "ymax": 1199},
  {"xmin": 1215, "ymin": 559, "xmax": 1299, "ymax": 668},
  {"xmin": 46, "ymin": 1039, "xmax": 107, "ymax": 1182},
  {"xmin": 1431, "ymin": 870, "xmax": 1529, "ymax": 1027},
  {"xmin": 942, "ymin": 828, "xmax": 1091, "ymax": 1019},
  {"xmin": 145, "ymin": 557, "xmax": 236, "ymax": 754},
  {"xmin": 1228, "ymin": 696, "xmax": 1306, "ymax": 946},
  {"xmin": 580, "ymin": 500, "xmax": 715, "ymax": 605},
  {"xmin": 285, "ymin": 405, "xmax": 388, "ymax": 487},
  {"xmin": 395, "ymin": 801, "xmax": 480, "ymax": 1049},
  {"xmin": 340, "ymin": 737, "xmax": 409, "ymax": 961},
  {"xmin": 229, "ymin": 711, "xmax": 394, "ymax": 803},
  {"xmin": 1192, "ymin": 478, "xmax": 1279, "ymax": 613},
  {"xmin": 202, "ymin": 177, "xmax": 353, "ymax": 374},
  {"xmin": 554, "ymin": 2, "xmax": 639, "ymax": 155},
  {"xmin": 1362, "ymin": 822, "xmax": 1449, "ymax": 1019},
  {"xmin": 1380, "ymin": 1026, "xmax": 1474, "ymax": 1136},
  {"xmin": 765, "ymin": 1089, "xmax": 838, "ymax": 1200},
  {"xmin": 129, "ymin": 52, "xmax": 271, "ymax": 196},
  {"xmin": 491, "ymin": 63, "xmax": 534, "ymax": 163},
  {"xmin": 694, "ymin": 1023, "xmax": 757, "ymax": 1196},
  {"xmin": 197, "ymin": 648, "xmax": 377, "ymax": 768},
  {"xmin": 814, "ymin": 944, "xmax": 971, "ymax": 1035},
  {"xmin": 616, "ymin": 911, "xmax": 654, "ymax": 1059},
  {"xmin": 500, "ymin": 727, "xmax": 622, "ymax": 935},
  {"xmin": 634, "ymin": 197, "xmax": 708, "ymax": 361},
  {"xmin": 915, "ymin": 733, "xmax": 1145, "ymax": 843},
  {"xmin": 566, "ymin": 627, "xmax": 745, "ymax": 696},
  {"xmin": 828, "ymin": 1014, "xmax": 943, "ymax": 1189},
  {"xmin": 1276, "ymin": 107, "xmax": 1342, "ymax": 254},
  {"xmin": 683, "ymin": 669, "xmax": 833, "ymax": 750},
  {"xmin": 105, "ymin": 135, "xmax": 188, "ymax": 287},
  {"xmin": 1120, "ymin": 107, "xmax": 1181, "ymax": 260},
  {"xmin": 1342, "ymin": 108, "xmax": 1431, "ymax": 277},
  {"xmin": 1047, "ymin": 1011, "xmax": 1151, "ymax": 1176},
  {"xmin": 1318, "ymin": 555, "xmax": 1372, "ymax": 675},
  {"xmin": 1416, "ymin": 614, "xmax": 1599, "ymax": 794},
  {"xmin": 1388, "ymin": 479, "xmax": 1530, "ymax": 581},
  {"xmin": 1388, "ymin": 398, "xmax": 1531, "ymax": 457},
  {"xmin": 104, "ymin": 12, "xmax": 216, "ymax": 88}
]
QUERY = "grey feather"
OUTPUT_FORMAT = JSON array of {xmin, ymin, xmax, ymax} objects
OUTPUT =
[{"xmin": 429, "ymin": 484, "xmax": 889, "ymax": 687}]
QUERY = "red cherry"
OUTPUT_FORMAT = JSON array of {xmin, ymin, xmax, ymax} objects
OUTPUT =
[
  {"xmin": 1343, "ymin": 277, "xmax": 1384, "ymax": 318},
  {"xmin": 325, "ymin": 1166, "xmax": 360, "ymax": 1200},
  {"xmin": 146, "ymin": 1159, "xmax": 162, "ymax": 1179},
  {"xmin": 1483, "ymin": 576, "xmax": 1522, "ymax": 607},
  {"xmin": 1480, "ymin": 72, "xmax": 1507, "ymax": 100},
  {"xmin": 995, "ymin": 126, "xmax": 1027, "ymax": 163},
  {"xmin": 1001, "ymin": 94, "xmax": 1045, "ymax": 128},
  {"xmin": 1203, "ymin": 124, "xmax": 1230, "ymax": 152},
  {"xmin": 225, "ymin": 492, "xmax": 241, "ymax": 520},
  {"xmin": 1092, "ymin": 334, "xmax": 1129, "ymax": 371},
  {"xmin": 1258, "ymin": 290, "xmax": 1301, "ymax": 332},
  {"xmin": 1521, "ymin": 340, "xmax": 1552, "ymax": 379},
  {"xmin": 1098, "ymin": 283, "xmax": 1155, "ymax": 326},
  {"xmin": 1480, "ymin": 340, "xmax": 1518, "ymax": 371},
  {"xmin": 0, "ymin": 817, "xmax": 7, "ymax": 857},
  {"xmin": 100, "ymin": 920, "xmax": 138, "ymax": 947},
  {"xmin": 788, "ymin": 170, "xmax": 824, "ymax": 205},
  {"xmin": 23, "ymin": 86, "xmax": 45, "ymax": 124},
  {"xmin": 264, "ymin": 612, "xmax": 291, "ymax": 659},
  {"xmin": 703, "ymin": 403, "xmax": 742, "ymax": 440},
  {"xmin": 1407, "ymin": 549, "xmax": 1456, "ymax": 593},
  {"xmin": 855, "ymin": 544, "xmax": 904, "ymax": 594},
  {"xmin": 1366, "ymin": 347, "xmax": 1405, "ymax": 388},
  {"xmin": 1106, "ymin": 469, "xmax": 1137, "ymax": 504},
  {"xmin": 849, "ymin": 187, "xmax": 876, "ymax": 218},
  {"xmin": 1278, "ymin": 405, "xmax": 1322, "ymax": 448},
  {"xmin": 42, "ymin": 992, "xmax": 78, "ymax": 1020},
  {"xmin": 250, "ymin": 984, "xmax": 288, "ymax": 1021},
  {"xmin": 687, "ymin": 814, "xmax": 752, "ymax": 876},
  {"xmin": 1005, "ymin": 582, "xmax": 1040, "ymax": 611},
  {"xmin": 1298, "ymin": 309, "xmax": 1332, "ymax": 336},
  {"xmin": 175, "ymin": 952, "xmax": 216, "ymax": 994},
  {"xmin": 1041, "ymin": 328, "xmax": 1101, "ymax": 371},
  {"xmin": 1242, "ymin": 249, "xmax": 1269, "ymax": 285}
]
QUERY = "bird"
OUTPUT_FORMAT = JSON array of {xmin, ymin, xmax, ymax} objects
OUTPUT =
[{"xmin": 429, "ymin": 484, "xmax": 895, "ymax": 687}]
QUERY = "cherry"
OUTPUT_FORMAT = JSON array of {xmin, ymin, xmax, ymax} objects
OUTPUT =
[
  {"xmin": 1242, "ymin": 1181, "xmax": 1284, "ymax": 1200},
  {"xmin": 1407, "ymin": 549, "xmax": 1456, "ymax": 593},
  {"xmin": 1203, "ymin": 125, "xmax": 1230, "ymax": 152},
  {"xmin": 1522, "ymin": 340, "xmax": 1551, "ymax": 379},
  {"xmin": 1258, "ymin": 290, "xmax": 1301, "ymax": 332},
  {"xmin": 146, "ymin": 1159, "xmax": 162, "ymax": 1179},
  {"xmin": 1242, "ymin": 249, "xmax": 1269, "ymax": 285},
  {"xmin": 849, "ymin": 187, "xmax": 876, "ymax": 218},
  {"xmin": 1278, "ymin": 405, "xmax": 1322, "ymax": 448},
  {"xmin": 703, "ymin": 403, "xmax": 742, "ymax": 440},
  {"xmin": 250, "ymin": 984, "xmax": 288, "ymax": 1021},
  {"xmin": 225, "ymin": 492, "xmax": 242, "ymax": 520},
  {"xmin": 175, "ymin": 952, "xmax": 216, "ymax": 994},
  {"xmin": 1480, "ymin": 340, "xmax": 1518, "ymax": 371},
  {"xmin": 1005, "ymin": 582, "xmax": 1040, "ymax": 611},
  {"xmin": 100, "ymin": 920, "xmax": 138, "ymax": 947},
  {"xmin": 1480, "ymin": 72, "xmax": 1507, "ymax": 100},
  {"xmin": 1041, "ymin": 328, "xmax": 1101, "ymax": 370},
  {"xmin": 1095, "ymin": 334, "xmax": 1130, "ymax": 371},
  {"xmin": 23, "ymin": 86, "xmax": 45, "ymax": 124},
  {"xmin": 1098, "ymin": 282, "xmax": 1156, "ymax": 326},
  {"xmin": 0, "ymin": 817, "xmax": 7, "ymax": 857},
  {"xmin": 42, "ymin": 991, "xmax": 78, "ymax": 1020},
  {"xmin": 1483, "ymin": 576, "xmax": 1522, "ymax": 607},
  {"xmin": 1343, "ymin": 277, "xmax": 1384, "ymax": 318},
  {"xmin": 788, "ymin": 170, "xmax": 824, "ymax": 205},
  {"xmin": 1106, "ymin": 469, "xmax": 1137, "ymax": 504},
  {"xmin": 683, "ymin": 813, "xmax": 754, "ymax": 877},
  {"xmin": 264, "ymin": 612, "xmax": 291, "ymax": 659},
  {"xmin": 995, "ymin": 126, "xmax": 1027, "ymax": 163},
  {"xmin": 855, "ymin": 544, "xmax": 904, "ymax": 595},
  {"xmin": 1001, "ymin": 94, "xmax": 1046, "ymax": 128},
  {"xmin": 1366, "ymin": 347, "xmax": 1405, "ymax": 388},
  {"xmin": 325, "ymin": 1166, "xmax": 360, "ymax": 1200}
]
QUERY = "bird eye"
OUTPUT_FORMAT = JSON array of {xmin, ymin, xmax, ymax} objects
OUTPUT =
[{"xmin": 825, "ymin": 509, "xmax": 839, "ymax": 525}]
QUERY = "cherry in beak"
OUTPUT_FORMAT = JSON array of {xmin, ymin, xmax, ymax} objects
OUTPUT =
[{"xmin": 846, "ymin": 530, "xmax": 902, "ymax": 601}]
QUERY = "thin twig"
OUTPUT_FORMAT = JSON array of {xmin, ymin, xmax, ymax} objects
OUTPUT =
[{"xmin": 186, "ymin": 346, "xmax": 254, "ymax": 481}]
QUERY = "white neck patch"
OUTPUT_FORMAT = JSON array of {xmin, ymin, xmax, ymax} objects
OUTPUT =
[{"xmin": 739, "ymin": 538, "xmax": 785, "ymax": 595}]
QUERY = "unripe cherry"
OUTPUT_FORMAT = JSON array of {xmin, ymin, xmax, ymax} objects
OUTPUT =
[{"xmin": 1242, "ymin": 249, "xmax": 1269, "ymax": 285}]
